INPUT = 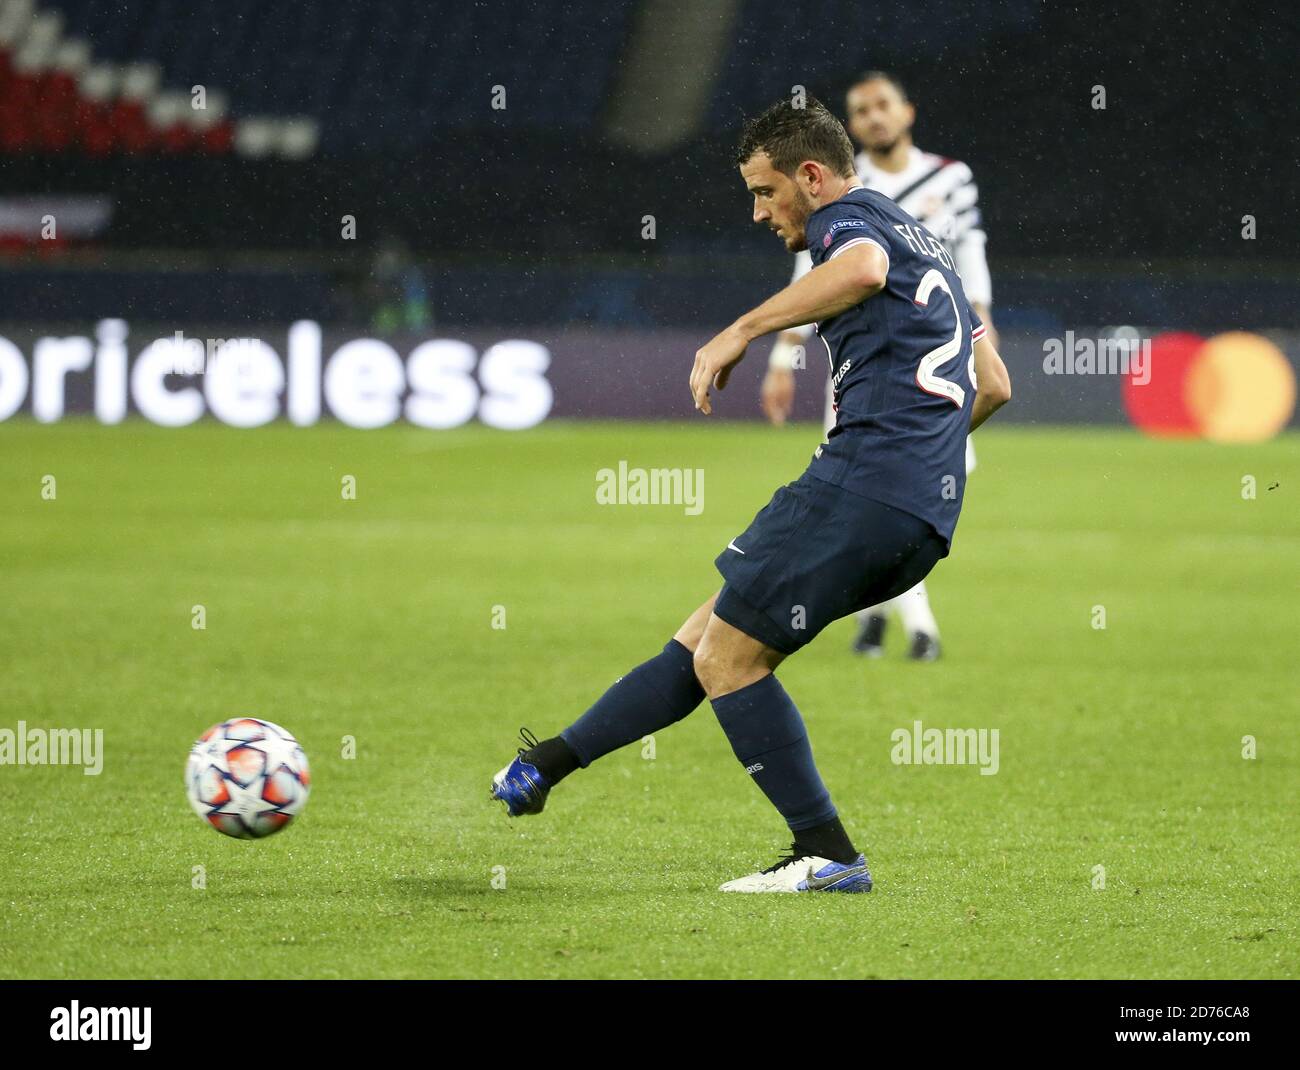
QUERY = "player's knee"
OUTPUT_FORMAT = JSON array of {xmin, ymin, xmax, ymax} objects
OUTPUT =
[
  {"xmin": 691, "ymin": 641, "xmax": 727, "ymax": 698},
  {"xmin": 693, "ymin": 639, "xmax": 748, "ymax": 699}
]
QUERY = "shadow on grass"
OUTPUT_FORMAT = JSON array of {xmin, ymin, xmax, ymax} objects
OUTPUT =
[{"xmin": 387, "ymin": 872, "xmax": 654, "ymax": 903}]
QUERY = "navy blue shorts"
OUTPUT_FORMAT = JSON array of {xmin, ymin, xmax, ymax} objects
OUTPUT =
[{"xmin": 713, "ymin": 470, "xmax": 948, "ymax": 655}]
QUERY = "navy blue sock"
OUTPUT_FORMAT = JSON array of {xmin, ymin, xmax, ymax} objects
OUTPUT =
[
  {"xmin": 559, "ymin": 639, "xmax": 706, "ymax": 768},
  {"xmin": 710, "ymin": 673, "xmax": 837, "ymax": 832}
]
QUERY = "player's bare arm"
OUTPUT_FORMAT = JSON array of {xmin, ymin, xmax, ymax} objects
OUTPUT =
[
  {"xmin": 691, "ymin": 243, "xmax": 887, "ymax": 413},
  {"xmin": 972, "ymin": 302, "xmax": 999, "ymax": 350},
  {"xmin": 968, "ymin": 332, "xmax": 1011, "ymax": 431}
]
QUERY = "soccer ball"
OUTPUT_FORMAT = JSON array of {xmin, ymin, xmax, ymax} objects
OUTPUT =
[{"xmin": 185, "ymin": 718, "xmax": 310, "ymax": 839}]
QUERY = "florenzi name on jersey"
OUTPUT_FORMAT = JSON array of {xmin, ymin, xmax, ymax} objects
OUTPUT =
[{"xmin": 893, "ymin": 222, "xmax": 958, "ymax": 274}]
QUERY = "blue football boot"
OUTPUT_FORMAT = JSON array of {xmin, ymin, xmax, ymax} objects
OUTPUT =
[{"xmin": 490, "ymin": 728, "xmax": 551, "ymax": 817}]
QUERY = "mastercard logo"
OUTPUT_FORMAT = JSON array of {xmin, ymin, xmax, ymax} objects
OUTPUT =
[{"xmin": 1123, "ymin": 331, "xmax": 1297, "ymax": 442}]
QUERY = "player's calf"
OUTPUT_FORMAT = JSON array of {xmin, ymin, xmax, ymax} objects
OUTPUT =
[{"xmin": 490, "ymin": 629, "xmax": 712, "ymax": 817}]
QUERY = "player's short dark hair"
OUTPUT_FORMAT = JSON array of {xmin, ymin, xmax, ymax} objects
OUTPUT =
[
  {"xmin": 851, "ymin": 70, "xmax": 910, "ymax": 102},
  {"xmin": 735, "ymin": 97, "xmax": 856, "ymax": 178}
]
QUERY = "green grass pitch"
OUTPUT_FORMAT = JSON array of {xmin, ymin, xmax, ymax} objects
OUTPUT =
[{"xmin": 0, "ymin": 418, "xmax": 1296, "ymax": 979}]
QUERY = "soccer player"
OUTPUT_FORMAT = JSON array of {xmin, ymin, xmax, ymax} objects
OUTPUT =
[
  {"xmin": 492, "ymin": 99, "xmax": 1010, "ymax": 893},
  {"xmin": 762, "ymin": 71, "xmax": 995, "ymax": 661}
]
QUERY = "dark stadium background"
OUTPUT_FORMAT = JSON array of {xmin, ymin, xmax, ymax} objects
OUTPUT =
[{"xmin": 0, "ymin": 0, "xmax": 1294, "ymax": 338}]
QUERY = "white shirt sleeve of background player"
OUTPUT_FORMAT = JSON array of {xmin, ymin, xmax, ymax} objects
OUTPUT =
[
  {"xmin": 785, "ymin": 250, "xmax": 815, "ymax": 340},
  {"xmin": 954, "ymin": 225, "xmax": 992, "ymax": 308}
]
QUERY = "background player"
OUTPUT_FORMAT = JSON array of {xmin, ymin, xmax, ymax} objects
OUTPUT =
[
  {"xmin": 492, "ymin": 99, "xmax": 1011, "ymax": 893},
  {"xmin": 761, "ymin": 71, "xmax": 996, "ymax": 661}
]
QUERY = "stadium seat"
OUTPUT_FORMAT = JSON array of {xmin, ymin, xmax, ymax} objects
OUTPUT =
[{"xmin": 0, "ymin": 0, "xmax": 311, "ymax": 158}]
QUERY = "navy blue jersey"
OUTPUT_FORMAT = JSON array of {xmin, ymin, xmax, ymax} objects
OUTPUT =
[{"xmin": 803, "ymin": 185, "xmax": 986, "ymax": 550}]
